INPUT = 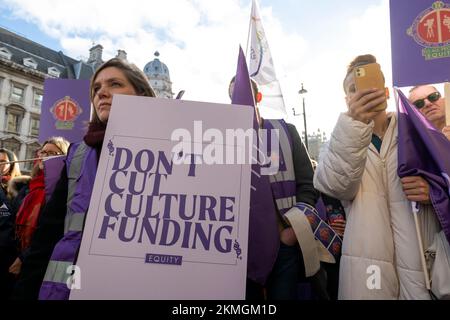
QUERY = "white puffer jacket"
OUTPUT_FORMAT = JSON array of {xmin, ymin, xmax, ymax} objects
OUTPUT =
[{"xmin": 314, "ymin": 113, "xmax": 440, "ymax": 300}]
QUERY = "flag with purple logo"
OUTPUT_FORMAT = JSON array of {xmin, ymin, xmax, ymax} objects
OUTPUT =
[
  {"xmin": 232, "ymin": 46, "xmax": 279, "ymax": 285},
  {"xmin": 390, "ymin": 0, "xmax": 450, "ymax": 87},
  {"xmin": 396, "ymin": 89, "xmax": 450, "ymax": 243},
  {"xmin": 39, "ymin": 79, "xmax": 90, "ymax": 143}
]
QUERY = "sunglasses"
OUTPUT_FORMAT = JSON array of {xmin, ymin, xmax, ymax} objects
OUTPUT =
[{"xmin": 412, "ymin": 92, "xmax": 441, "ymax": 109}]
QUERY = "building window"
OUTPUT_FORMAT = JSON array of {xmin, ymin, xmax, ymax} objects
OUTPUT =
[
  {"xmin": 10, "ymin": 85, "xmax": 25, "ymax": 103},
  {"xmin": 4, "ymin": 106, "xmax": 25, "ymax": 134},
  {"xmin": 0, "ymin": 47, "xmax": 12, "ymax": 60},
  {"xmin": 23, "ymin": 57, "xmax": 38, "ymax": 69},
  {"xmin": 29, "ymin": 117, "xmax": 40, "ymax": 137},
  {"xmin": 1, "ymin": 138, "xmax": 21, "ymax": 159},
  {"xmin": 7, "ymin": 113, "xmax": 20, "ymax": 133},
  {"xmin": 48, "ymin": 67, "xmax": 60, "ymax": 78},
  {"xmin": 34, "ymin": 90, "xmax": 43, "ymax": 108},
  {"xmin": 24, "ymin": 143, "xmax": 41, "ymax": 172}
]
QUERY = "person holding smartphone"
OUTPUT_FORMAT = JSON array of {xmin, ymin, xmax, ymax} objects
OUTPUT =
[{"xmin": 313, "ymin": 54, "xmax": 440, "ymax": 300}]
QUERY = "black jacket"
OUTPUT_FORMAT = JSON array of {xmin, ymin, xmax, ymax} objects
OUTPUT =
[
  {"xmin": 0, "ymin": 187, "xmax": 17, "ymax": 299},
  {"xmin": 11, "ymin": 169, "xmax": 68, "ymax": 300}
]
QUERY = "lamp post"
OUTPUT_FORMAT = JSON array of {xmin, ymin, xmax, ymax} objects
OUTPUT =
[{"xmin": 298, "ymin": 83, "xmax": 309, "ymax": 151}]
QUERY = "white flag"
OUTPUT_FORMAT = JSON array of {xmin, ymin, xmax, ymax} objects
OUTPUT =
[{"xmin": 248, "ymin": 0, "xmax": 287, "ymax": 116}]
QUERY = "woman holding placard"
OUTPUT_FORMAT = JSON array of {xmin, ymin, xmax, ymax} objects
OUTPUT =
[{"xmin": 12, "ymin": 58, "xmax": 156, "ymax": 300}]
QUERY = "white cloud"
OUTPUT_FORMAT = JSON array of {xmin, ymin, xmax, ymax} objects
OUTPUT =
[
  {"xmin": 275, "ymin": 0, "xmax": 392, "ymax": 137},
  {"xmin": 4, "ymin": 0, "xmax": 255, "ymax": 103},
  {"xmin": 3, "ymin": 0, "xmax": 392, "ymax": 137}
]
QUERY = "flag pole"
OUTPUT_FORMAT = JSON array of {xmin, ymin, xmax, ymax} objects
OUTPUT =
[
  {"xmin": 411, "ymin": 201, "xmax": 431, "ymax": 291},
  {"xmin": 245, "ymin": 0, "xmax": 255, "ymax": 57},
  {"xmin": 2, "ymin": 156, "xmax": 61, "ymax": 165},
  {"xmin": 3, "ymin": 157, "xmax": 44, "ymax": 165},
  {"xmin": 445, "ymin": 82, "xmax": 450, "ymax": 126}
]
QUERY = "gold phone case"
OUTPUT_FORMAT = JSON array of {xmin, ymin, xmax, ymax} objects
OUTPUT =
[{"xmin": 354, "ymin": 63, "xmax": 387, "ymax": 112}]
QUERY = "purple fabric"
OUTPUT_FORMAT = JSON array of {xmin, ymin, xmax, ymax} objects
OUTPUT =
[
  {"xmin": 397, "ymin": 89, "xmax": 450, "ymax": 244},
  {"xmin": 275, "ymin": 119, "xmax": 293, "ymax": 150},
  {"xmin": 43, "ymin": 156, "xmax": 66, "ymax": 203},
  {"xmin": 315, "ymin": 197, "xmax": 328, "ymax": 221},
  {"xmin": 47, "ymin": 231, "xmax": 83, "ymax": 262},
  {"xmin": 68, "ymin": 146, "xmax": 98, "ymax": 215},
  {"xmin": 231, "ymin": 46, "xmax": 259, "ymax": 128},
  {"xmin": 269, "ymin": 181, "xmax": 296, "ymax": 199},
  {"xmin": 262, "ymin": 119, "xmax": 287, "ymax": 171},
  {"xmin": 40, "ymin": 282, "xmax": 70, "ymax": 300},
  {"xmin": 390, "ymin": 0, "xmax": 450, "ymax": 87},
  {"xmin": 263, "ymin": 119, "xmax": 296, "ymax": 203},
  {"xmin": 232, "ymin": 46, "xmax": 279, "ymax": 285}
]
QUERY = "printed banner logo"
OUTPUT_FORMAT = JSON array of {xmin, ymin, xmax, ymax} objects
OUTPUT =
[
  {"xmin": 407, "ymin": 1, "xmax": 450, "ymax": 60},
  {"xmin": 50, "ymin": 96, "xmax": 83, "ymax": 130}
]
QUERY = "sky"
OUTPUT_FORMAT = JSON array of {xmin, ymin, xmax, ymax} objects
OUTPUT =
[{"xmin": 0, "ymin": 0, "xmax": 394, "ymax": 137}]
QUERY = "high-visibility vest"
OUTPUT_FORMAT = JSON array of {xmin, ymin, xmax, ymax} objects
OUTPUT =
[{"xmin": 39, "ymin": 141, "xmax": 98, "ymax": 300}]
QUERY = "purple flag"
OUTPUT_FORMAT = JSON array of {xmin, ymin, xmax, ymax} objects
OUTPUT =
[
  {"xmin": 232, "ymin": 46, "xmax": 259, "ymax": 129},
  {"xmin": 43, "ymin": 156, "xmax": 66, "ymax": 203},
  {"xmin": 39, "ymin": 79, "xmax": 90, "ymax": 143},
  {"xmin": 390, "ymin": 0, "xmax": 450, "ymax": 87},
  {"xmin": 397, "ymin": 89, "xmax": 450, "ymax": 243},
  {"xmin": 232, "ymin": 46, "xmax": 279, "ymax": 285}
]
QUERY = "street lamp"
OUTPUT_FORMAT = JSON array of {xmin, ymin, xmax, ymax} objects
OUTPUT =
[{"xmin": 298, "ymin": 83, "xmax": 309, "ymax": 151}]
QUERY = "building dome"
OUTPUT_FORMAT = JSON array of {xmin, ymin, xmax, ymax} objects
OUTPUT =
[
  {"xmin": 144, "ymin": 51, "xmax": 170, "ymax": 81},
  {"xmin": 143, "ymin": 51, "xmax": 174, "ymax": 99}
]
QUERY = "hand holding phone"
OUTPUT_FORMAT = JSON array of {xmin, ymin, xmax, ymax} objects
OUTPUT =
[
  {"xmin": 354, "ymin": 63, "xmax": 388, "ymax": 112},
  {"xmin": 346, "ymin": 88, "xmax": 386, "ymax": 124}
]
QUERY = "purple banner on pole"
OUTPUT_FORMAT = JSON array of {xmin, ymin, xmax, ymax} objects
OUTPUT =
[
  {"xmin": 39, "ymin": 79, "xmax": 90, "ymax": 143},
  {"xmin": 390, "ymin": 0, "xmax": 450, "ymax": 87},
  {"xmin": 232, "ymin": 46, "xmax": 279, "ymax": 285},
  {"xmin": 396, "ymin": 89, "xmax": 450, "ymax": 243}
]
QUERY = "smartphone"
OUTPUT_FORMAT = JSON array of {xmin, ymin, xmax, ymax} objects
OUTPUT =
[{"xmin": 354, "ymin": 63, "xmax": 387, "ymax": 112}]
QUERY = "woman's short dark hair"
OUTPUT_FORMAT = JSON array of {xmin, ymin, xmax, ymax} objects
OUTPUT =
[{"xmin": 90, "ymin": 58, "xmax": 156, "ymax": 124}]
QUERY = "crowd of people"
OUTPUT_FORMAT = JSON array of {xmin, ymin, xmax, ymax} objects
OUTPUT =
[{"xmin": 0, "ymin": 54, "xmax": 449, "ymax": 300}]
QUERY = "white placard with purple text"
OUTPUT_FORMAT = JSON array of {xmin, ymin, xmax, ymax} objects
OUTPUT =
[{"xmin": 70, "ymin": 95, "xmax": 253, "ymax": 299}]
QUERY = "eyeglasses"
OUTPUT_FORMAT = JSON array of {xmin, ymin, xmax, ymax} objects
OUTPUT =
[
  {"xmin": 412, "ymin": 92, "xmax": 441, "ymax": 109},
  {"xmin": 38, "ymin": 150, "xmax": 61, "ymax": 157}
]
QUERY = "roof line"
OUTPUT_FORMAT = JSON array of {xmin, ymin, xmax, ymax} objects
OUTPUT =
[
  {"xmin": 0, "ymin": 26, "xmax": 79, "ymax": 67},
  {"xmin": 0, "ymin": 25, "xmax": 28, "ymax": 39},
  {"xmin": 0, "ymin": 40, "xmax": 67, "ymax": 68},
  {"xmin": 0, "ymin": 26, "xmax": 71, "ymax": 59}
]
